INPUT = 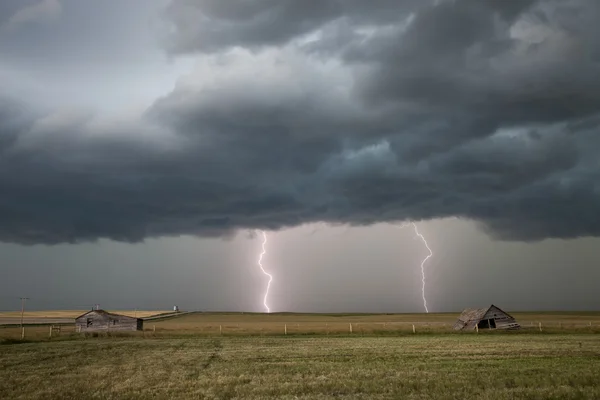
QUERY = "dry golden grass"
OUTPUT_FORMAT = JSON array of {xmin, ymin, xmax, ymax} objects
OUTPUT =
[
  {"xmin": 1, "ymin": 312, "xmax": 599, "ymax": 398},
  {"xmin": 1, "ymin": 334, "xmax": 599, "ymax": 399},
  {"xmin": 2, "ymin": 311, "xmax": 600, "ymax": 340},
  {"xmin": 146, "ymin": 312, "xmax": 600, "ymax": 335}
]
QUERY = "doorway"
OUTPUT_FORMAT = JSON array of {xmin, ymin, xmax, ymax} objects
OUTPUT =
[{"xmin": 477, "ymin": 318, "xmax": 496, "ymax": 329}]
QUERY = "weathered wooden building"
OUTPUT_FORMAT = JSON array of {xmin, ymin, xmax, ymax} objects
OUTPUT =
[
  {"xmin": 453, "ymin": 304, "xmax": 520, "ymax": 330},
  {"xmin": 75, "ymin": 309, "xmax": 143, "ymax": 333}
]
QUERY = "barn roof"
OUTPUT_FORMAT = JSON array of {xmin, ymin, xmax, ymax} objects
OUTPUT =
[
  {"xmin": 75, "ymin": 309, "xmax": 140, "ymax": 320},
  {"xmin": 454, "ymin": 304, "xmax": 519, "ymax": 330},
  {"xmin": 456, "ymin": 307, "xmax": 489, "ymax": 323}
]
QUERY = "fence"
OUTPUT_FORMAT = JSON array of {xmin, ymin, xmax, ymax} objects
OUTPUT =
[
  {"xmin": 2, "ymin": 320, "xmax": 599, "ymax": 341},
  {"xmin": 145, "ymin": 320, "xmax": 600, "ymax": 336}
]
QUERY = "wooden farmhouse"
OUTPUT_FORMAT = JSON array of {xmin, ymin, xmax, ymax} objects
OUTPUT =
[
  {"xmin": 453, "ymin": 304, "xmax": 520, "ymax": 331},
  {"xmin": 75, "ymin": 309, "xmax": 143, "ymax": 333}
]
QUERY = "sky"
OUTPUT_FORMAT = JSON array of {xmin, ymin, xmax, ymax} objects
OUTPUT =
[{"xmin": 1, "ymin": 0, "xmax": 599, "ymax": 313}]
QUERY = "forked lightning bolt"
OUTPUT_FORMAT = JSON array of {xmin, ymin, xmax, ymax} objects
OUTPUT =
[
  {"xmin": 399, "ymin": 223, "xmax": 433, "ymax": 313},
  {"xmin": 257, "ymin": 230, "xmax": 273, "ymax": 313}
]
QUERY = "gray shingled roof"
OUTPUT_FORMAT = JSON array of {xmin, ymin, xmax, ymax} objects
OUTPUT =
[
  {"xmin": 453, "ymin": 306, "xmax": 492, "ymax": 330},
  {"xmin": 75, "ymin": 309, "xmax": 140, "ymax": 320},
  {"xmin": 457, "ymin": 307, "xmax": 489, "ymax": 323}
]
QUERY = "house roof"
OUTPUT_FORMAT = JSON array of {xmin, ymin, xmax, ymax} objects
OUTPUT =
[
  {"xmin": 487, "ymin": 304, "xmax": 516, "ymax": 320},
  {"xmin": 456, "ymin": 304, "xmax": 515, "ymax": 323},
  {"xmin": 457, "ymin": 307, "xmax": 489, "ymax": 323},
  {"xmin": 75, "ymin": 309, "xmax": 140, "ymax": 320}
]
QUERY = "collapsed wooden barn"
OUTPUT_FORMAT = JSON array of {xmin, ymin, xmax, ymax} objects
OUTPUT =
[
  {"xmin": 453, "ymin": 304, "xmax": 520, "ymax": 331},
  {"xmin": 75, "ymin": 309, "xmax": 143, "ymax": 333}
]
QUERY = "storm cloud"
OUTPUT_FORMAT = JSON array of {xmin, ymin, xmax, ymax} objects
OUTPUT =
[{"xmin": 1, "ymin": 0, "xmax": 600, "ymax": 244}]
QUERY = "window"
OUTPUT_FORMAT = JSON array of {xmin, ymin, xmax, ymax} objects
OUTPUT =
[{"xmin": 86, "ymin": 318, "xmax": 93, "ymax": 327}]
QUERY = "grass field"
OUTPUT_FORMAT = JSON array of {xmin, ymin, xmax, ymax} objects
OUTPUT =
[
  {"xmin": 1, "ymin": 335, "xmax": 599, "ymax": 399},
  {"xmin": 148, "ymin": 312, "xmax": 600, "ymax": 335},
  {"xmin": 1, "ymin": 311, "xmax": 600, "ymax": 340},
  {"xmin": 1, "ymin": 312, "xmax": 599, "ymax": 399}
]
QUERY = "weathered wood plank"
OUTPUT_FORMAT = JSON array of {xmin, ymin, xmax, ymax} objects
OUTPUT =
[{"xmin": 75, "ymin": 310, "xmax": 143, "ymax": 332}]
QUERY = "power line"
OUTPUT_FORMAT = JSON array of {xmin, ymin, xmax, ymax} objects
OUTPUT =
[{"xmin": 19, "ymin": 297, "xmax": 29, "ymax": 329}]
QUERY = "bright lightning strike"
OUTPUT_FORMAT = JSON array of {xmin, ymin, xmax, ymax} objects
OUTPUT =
[
  {"xmin": 257, "ymin": 230, "xmax": 273, "ymax": 313},
  {"xmin": 411, "ymin": 223, "xmax": 432, "ymax": 313},
  {"xmin": 398, "ymin": 223, "xmax": 433, "ymax": 313}
]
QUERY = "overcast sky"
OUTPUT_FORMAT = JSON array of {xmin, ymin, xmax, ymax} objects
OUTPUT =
[{"xmin": 1, "ymin": 0, "xmax": 599, "ymax": 313}]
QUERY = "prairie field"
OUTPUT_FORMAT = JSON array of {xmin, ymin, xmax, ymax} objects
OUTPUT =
[
  {"xmin": 147, "ymin": 311, "xmax": 600, "ymax": 335},
  {"xmin": 1, "ymin": 312, "xmax": 599, "ymax": 399},
  {"xmin": 1, "ymin": 334, "xmax": 599, "ymax": 399},
  {"xmin": 1, "ymin": 311, "xmax": 600, "ymax": 340}
]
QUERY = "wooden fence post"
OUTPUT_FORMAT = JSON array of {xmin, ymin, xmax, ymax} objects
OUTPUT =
[
  {"xmin": 349, "ymin": 323, "xmax": 353, "ymax": 334},
  {"xmin": 539, "ymin": 322, "xmax": 542, "ymax": 332},
  {"xmin": 153, "ymin": 325, "xmax": 156, "ymax": 333},
  {"xmin": 412, "ymin": 324, "xmax": 416, "ymax": 334},
  {"xmin": 220, "ymin": 325, "xmax": 222, "ymax": 335},
  {"xmin": 284, "ymin": 324, "xmax": 287, "ymax": 335},
  {"xmin": 475, "ymin": 325, "xmax": 479, "ymax": 333},
  {"xmin": 49, "ymin": 326, "xmax": 53, "ymax": 338},
  {"xmin": 21, "ymin": 327, "xmax": 25, "ymax": 340}
]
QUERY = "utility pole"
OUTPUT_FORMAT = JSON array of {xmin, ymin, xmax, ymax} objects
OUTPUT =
[{"xmin": 19, "ymin": 297, "xmax": 29, "ymax": 329}]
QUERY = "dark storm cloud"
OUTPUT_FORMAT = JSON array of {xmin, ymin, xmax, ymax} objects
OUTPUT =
[
  {"xmin": 162, "ymin": 0, "xmax": 427, "ymax": 54},
  {"xmin": 1, "ymin": 0, "xmax": 600, "ymax": 244}
]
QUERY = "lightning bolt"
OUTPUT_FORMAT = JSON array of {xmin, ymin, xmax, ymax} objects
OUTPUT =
[
  {"xmin": 257, "ymin": 230, "xmax": 273, "ymax": 313},
  {"xmin": 398, "ymin": 222, "xmax": 433, "ymax": 313}
]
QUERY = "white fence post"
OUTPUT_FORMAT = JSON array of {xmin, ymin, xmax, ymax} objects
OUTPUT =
[{"xmin": 412, "ymin": 324, "xmax": 416, "ymax": 334}]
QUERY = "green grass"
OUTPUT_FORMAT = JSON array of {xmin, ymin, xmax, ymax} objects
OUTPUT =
[{"xmin": 1, "ymin": 335, "xmax": 599, "ymax": 399}]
